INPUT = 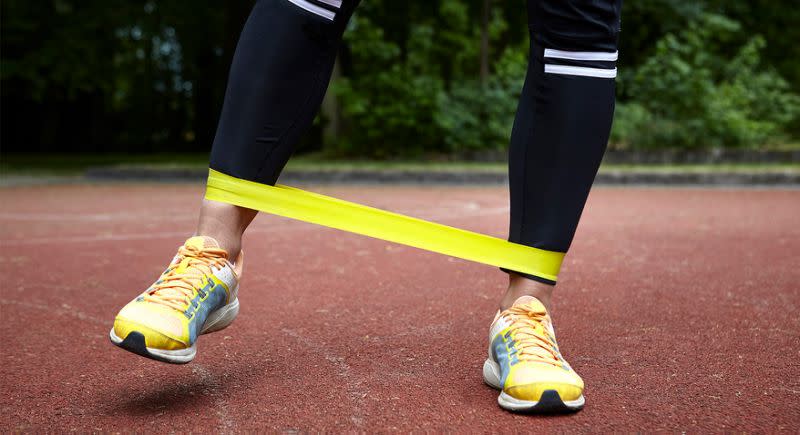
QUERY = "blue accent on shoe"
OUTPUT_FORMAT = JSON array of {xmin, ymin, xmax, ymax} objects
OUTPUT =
[
  {"xmin": 492, "ymin": 334, "xmax": 513, "ymax": 386},
  {"xmin": 184, "ymin": 281, "xmax": 228, "ymax": 343}
]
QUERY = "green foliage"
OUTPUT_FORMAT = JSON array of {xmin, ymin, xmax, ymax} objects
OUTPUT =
[
  {"xmin": 330, "ymin": 0, "xmax": 524, "ymax": 158},
  {"xmin": 331, "ymin": 15, "xmax": 445, "ymax": 158},
  {"xmin": 1, "ymin": 0, "xmax": 246, "ymax": 151},
  {"xmin": 2, "ymin": 0, "xmax": 799, "ymax": 154},
  {"xmin": 612, "ymin": 14, "xmax": 800, "ymax": 149},
  {"xmin": 434, "ymin": 47, "xmax": 526, "ymax": 153}
]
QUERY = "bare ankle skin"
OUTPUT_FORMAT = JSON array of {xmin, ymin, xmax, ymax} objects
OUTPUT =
[
  {"xmin": 196, "ymin": 199, "xmax": 258, "ymax": 259},
  {"xmin": 500, "ymin": 273, "xmax": 554, "ymax": 311}
]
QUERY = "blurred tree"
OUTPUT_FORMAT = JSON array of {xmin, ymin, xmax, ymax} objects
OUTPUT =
[
  {"xmin": 612, "ymin": 13, "xmax": 800, "ymax": 149},
  {"xmin": 2, "ymin": 0, "xmax": 136, "ymax": 150},
  {"xmin": 1, "ymin": 0, "xmax": 253, "ymax": 152},
  {"xmin": 1, "ymin": 0, "xmax": 797, "ymax": 155}
]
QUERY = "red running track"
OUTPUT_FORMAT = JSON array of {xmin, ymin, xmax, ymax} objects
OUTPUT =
[{"xmin": 0, "ymin": 184, "xmax": 798, "ymax": 432}]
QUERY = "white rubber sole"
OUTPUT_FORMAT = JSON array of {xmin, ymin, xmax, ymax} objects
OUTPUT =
[
  {"xmin": 482, "ymin": 358, "xmax": 504, "ymax": 389},
  {"xmin": 110, "ymin": 298, "xmax": 239, "ymax": 364},
  {"xmin": 201, "ymin": 297, "xmax": 240, "ymax": 334},
  {"xmin": 483, "ymin": 358, "xmax": 585, "ymax": 412}
]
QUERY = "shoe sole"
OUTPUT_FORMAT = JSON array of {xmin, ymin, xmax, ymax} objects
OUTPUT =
[
  {"xmin": 109, "ymin": 298, "xmax": 240, "ymax": 364},
  {"xmin": 482, "ymin": 358, "xmax": 585, "ymax": 413}
]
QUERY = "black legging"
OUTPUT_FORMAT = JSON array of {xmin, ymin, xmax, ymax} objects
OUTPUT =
[{"xmin": 209, "ymin": 0, "xmax": 622, "ymax": 284}]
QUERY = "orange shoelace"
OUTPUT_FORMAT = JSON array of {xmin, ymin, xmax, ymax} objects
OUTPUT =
[
  {"xmin": 504, "ymin": 304, "xmax": 562, "ymax": 367},
  {"xmin": 143, "ymin": 245, "xmax": 228, "ymax": 312}
]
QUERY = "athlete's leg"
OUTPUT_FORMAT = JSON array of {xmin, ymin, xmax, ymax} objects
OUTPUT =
[
  {"xmin": 197, "ymin": 0, "xmax": 360, "ymax": 257},
  {"xmin": 111, "ymin": 0, "xmax": 361, "ymax": 364},
  {"xmin": 486, "ymin": 0, "xmax": 622, "ymax": 412},
  {"xmin": 502, "ymin": 0, "xmax": 622, "ymax": 309}
]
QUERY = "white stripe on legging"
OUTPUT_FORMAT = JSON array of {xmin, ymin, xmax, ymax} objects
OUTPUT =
[
  {"xmin": 544, "ymin": 64, "xmax": 617, "ymax": 78},
  {"xmin": 544, "ymin": 49, "xmax": 619, "ymax": 61},
  {"xmin": 316, "ymin": 0, "xmax": 343, "ymax": 8},
  {"xmin": 284, "ymin": 0, "xmax": 336, "ymax": 20}
]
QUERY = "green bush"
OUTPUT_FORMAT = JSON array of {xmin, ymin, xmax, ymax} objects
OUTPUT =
[
  {"xmin": 613, "ymin": 13, "xmax": 800, "ymax": 149},
  {"xmin": 331, "ymin": 7, "xmax": 800, "ymax": 157},
  {"xmin": 330, "ymin": 16, "xmax": 445, "ymax": 158},
  {"xmin": 330, "ymin": 1, "xmax": 524, "ymax": 158},
  {"xmin": 434, "ymin": 47, "xmax": 526, "ymax": 153}
]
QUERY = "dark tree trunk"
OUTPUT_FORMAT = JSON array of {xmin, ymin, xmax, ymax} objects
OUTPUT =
[{"xmin": 480, "ymin": 0, "xmax": 491, "ymax": 86}]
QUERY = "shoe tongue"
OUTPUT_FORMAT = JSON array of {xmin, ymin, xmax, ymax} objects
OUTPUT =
[
  {"xmin": 184, "ymin": 236, "xmax": 220, "ymax": 250},
  {"xmin": 511, "ymin": 295, "xmax": 547, "ymax": 313},
  {"xmin": 174, "ymin": 237, "xmax": 222, "ymax": 273}
]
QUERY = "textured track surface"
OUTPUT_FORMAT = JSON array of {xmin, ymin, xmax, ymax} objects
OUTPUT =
[{"xmin": 1, "ymin": 184, "xmax": 798, "ymax": 432}]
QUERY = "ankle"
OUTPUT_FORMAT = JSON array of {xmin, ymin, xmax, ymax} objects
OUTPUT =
[
  {"xmin": 201, "ymin": 236, "xmax": 242, "ymax": 260},
  {"xmin": 193, "ymin": 228, "xmax": 242, "ymax": 259},
  {"xmin": 500, "ymin": 273, "xmax": 554, "ymax": 311},
  {"xmin": 196, "ymin": 199, "xmax": 257, "ymax": 259}
]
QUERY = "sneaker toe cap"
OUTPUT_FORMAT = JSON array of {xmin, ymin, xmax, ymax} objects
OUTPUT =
[
  {"xmin": 506, "ymin": 382, "xmax": 583, "ymax": 403},
  {"xmin": 114, "ymin": 302, "xmax": 188, "ymax": 350},
  {"xmin": 505, "ymin": 365, "xmax": 584, "ymax": 402},
  {"xmin": 114, "ymin": 318, "xmax": 188, "ymax": 351}
]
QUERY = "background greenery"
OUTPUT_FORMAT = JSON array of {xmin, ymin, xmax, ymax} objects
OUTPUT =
[{"xmin": 2, "ymin": 0, "xmax": 799, "ymax": 158}]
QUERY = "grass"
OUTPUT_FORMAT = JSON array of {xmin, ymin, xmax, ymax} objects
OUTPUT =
[
  {"xmin": 0, "ymin": 153, "xmax": 210, "ymax": 175},
  {"xmin": 600, "ymin": 163, "xmax": 800, "ymax": 173},
  {"xmin": 290, "ymin": 160, "xmax": 800, "ymax": 173},
  {"xmin": 2, "ymin": 152, "xmax": 799, "ymax": 176}
]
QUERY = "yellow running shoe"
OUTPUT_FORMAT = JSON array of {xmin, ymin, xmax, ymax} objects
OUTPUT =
[
  {"xmin": 109, "ymin": 236, "xmax": 242, "ymax": 364},
  {"xmin": 483, "ymin": 296, "xmax": 585, "ymax": 412}
]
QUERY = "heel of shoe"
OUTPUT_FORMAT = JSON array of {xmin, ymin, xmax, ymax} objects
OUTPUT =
[
  {"xmin": 201, "ymin": 298, "xmax": 240, "ymax": 334},
  {"xmin": 483, "ymin": 359, "xmax": 503, "ymax": 390}
]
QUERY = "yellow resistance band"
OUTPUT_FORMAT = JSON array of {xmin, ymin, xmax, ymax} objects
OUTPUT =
[{"xmin": 205, "ymin": 169, "xmax": 564, "ymax": 282}]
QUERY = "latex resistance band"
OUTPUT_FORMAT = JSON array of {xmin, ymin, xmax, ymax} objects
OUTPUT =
[{"xmin": 205, "ymin": 169, "xmax": 565, "ymax": 282}]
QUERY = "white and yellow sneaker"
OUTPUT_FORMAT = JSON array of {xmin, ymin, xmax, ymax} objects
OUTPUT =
[
  {"xmin": 483, "ymin": 296, "xmax": 585, "ymax": 412},
  {"xmin": 109, "ymin": 236, "xmax": 242, "ymax": 364}
]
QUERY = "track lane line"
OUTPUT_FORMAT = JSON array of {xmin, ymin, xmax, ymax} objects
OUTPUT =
[{"xmin": 0, "ymin": 298, "xmax": 106, "ymax": 325}]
